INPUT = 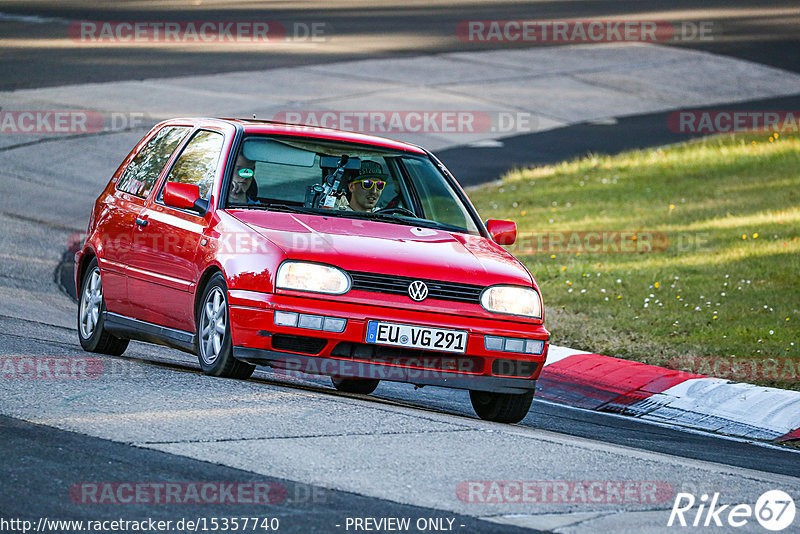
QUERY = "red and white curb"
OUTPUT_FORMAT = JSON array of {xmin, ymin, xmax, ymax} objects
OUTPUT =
[{"xmin": 537, "ymin": 346, "xmax": 800, "ymax": 444}]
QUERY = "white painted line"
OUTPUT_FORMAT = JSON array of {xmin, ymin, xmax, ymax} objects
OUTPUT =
[
  {"xmin": 0, "ymin": 12, "xmax": 68, "ymax": 24},
  {"xmin": 544, "ymin": 344, "xmax": 590, "ymax": 366}
]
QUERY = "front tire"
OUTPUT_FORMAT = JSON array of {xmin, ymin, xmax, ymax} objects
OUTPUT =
[
  {"xmin": 77, "ymin": 258, "xmax": 129, "ymax": 356},
  {"xmin": 331, "ymin": 377, "xmax": 380, "ymax": 395},
  {"xmin": 196, "ymin": 273, "xmax": 255, "ymax": 379},
  {"xmin": 470, "ymin": 389, "xmax": 534, "ymax": 424}
]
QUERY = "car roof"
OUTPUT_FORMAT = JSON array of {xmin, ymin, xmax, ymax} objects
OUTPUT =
[{"xmin": 205, "ymin": 117, "xmax": 428, "ymax": 155}]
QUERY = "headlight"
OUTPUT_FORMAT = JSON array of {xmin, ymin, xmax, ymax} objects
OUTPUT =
[
  {"xmin": 480, "ymin": 285, "xmax": 542, "ymax": 318},
  {"xmin": 276, "ymin": 261, "xmax": 351, "ymax": 295}
]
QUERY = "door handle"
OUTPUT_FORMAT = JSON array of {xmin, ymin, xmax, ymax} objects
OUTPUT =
[{"xmin": 135, "ymin": 217, "xmax": 148, "ymax": 227}]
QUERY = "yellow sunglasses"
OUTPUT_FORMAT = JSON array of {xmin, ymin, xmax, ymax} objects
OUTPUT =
[{"xmin": 352, "ymin": 178, "xmax": 386, "ymax": 191}]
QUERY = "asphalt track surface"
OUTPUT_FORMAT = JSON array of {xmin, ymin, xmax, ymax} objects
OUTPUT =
[
  {"xmin": 1, "ymin": 417, "xmax": 534, "ymax": 533},
  {"xmin": 1, "ymin": 1, "xmax": 800, "ymax": 532},
  {"xmin": 1, "ymin": 0, "xmax": 799, "ymax": 90},
  {"xmin": 2, "ymin": 322, "xmax": 798, "ymax": 527},
  {"xmin": 3, "ymin": 1, "xmax": 799, "ymax": 184}
]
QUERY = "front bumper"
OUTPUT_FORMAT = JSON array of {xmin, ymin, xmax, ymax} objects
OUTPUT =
[{"xmin": 228, "ymin": 290, "xmax": 549, "ymax": 394}]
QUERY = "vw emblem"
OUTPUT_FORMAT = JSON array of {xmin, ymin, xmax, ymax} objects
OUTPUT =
[{"xmin": 408, "ymin": 280, "xmax": 429, "ymax": 302}]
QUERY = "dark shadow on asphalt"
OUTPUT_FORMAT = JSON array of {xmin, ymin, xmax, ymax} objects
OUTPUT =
[
  {"xmin": 0, "ymin": 415, "xmax": 541, "ymax": 533},
  {"xmin": 438, "ymin": 94, "xmax": 800, "ymax": 187}
]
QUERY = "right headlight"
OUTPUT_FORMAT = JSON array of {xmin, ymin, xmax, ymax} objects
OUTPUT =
[
  {"xmin": 480, "ymin": 285, "xmax": 542, "ymax": 319},
  {"xmin": 275, "ymin": 261, "xmax": 351, "ymax": 295}
]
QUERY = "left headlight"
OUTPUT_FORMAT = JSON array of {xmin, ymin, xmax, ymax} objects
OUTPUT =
[
  {"xmin": 481, "ymin": 285, "xmax": 542, "ymax": 318},
  {"xmin": 276, "ymin": 261, "xmax": 351, "ymax": 295}
]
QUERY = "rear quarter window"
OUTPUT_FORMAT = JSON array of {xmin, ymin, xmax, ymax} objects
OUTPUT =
[{"xmin": 116, "ymin": 126, "xmax": 190, "ymax": 198}]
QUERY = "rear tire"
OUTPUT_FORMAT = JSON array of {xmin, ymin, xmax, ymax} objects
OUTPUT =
[
  {"xmin": 77, "ymin": 258, "xmax": 129, "ymax": 356},
  {"xmin": 331, "ymin": 377, "xmax": 380, "ymax": 395},
  {"xmin": 196, "ymin": 273, "xmax": 255, "ymax": 379},
  {"xmin": 469, "ymin": 389, "xmax": 534, "ymax": 423}
]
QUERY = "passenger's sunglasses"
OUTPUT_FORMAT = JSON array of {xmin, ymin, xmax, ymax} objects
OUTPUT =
[{"xmin": 352, "ymin": 178, "xmax": 386, "ymax": 192}]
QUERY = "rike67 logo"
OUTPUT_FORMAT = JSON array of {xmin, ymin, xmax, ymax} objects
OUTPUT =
[{"xmin": 668, "ymin": 490, "xmax": 796, "ymax": 531}]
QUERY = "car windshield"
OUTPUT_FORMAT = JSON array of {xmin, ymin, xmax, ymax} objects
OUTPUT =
[{"xmin": 224, "ymin": 135, "xmax": 480, "ymax": 235}]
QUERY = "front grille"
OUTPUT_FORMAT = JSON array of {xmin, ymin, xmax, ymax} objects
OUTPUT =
[
  {"xmin": 348, "ymin": 271, "xmax": 484, "ymax": 304},
  {"xmin": 332, "ymin": 342, "xmax": 485, "ymax": 374},
  {"xmin": 271, "ymin": 334, "xmax": 327, "ymax": 355},
  {"xmin": 491, "ymin": 358, "xmax": 538, "ymax": 378}
]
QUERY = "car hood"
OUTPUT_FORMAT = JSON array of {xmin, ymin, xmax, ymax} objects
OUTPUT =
[{"xmin": 231, "ymin": 210, "xmax": 533, "ymax": 287}]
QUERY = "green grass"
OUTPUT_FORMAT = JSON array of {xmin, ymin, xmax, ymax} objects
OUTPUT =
[{"xmin": 469, "ymin": 132, "xmax": 800, "ymax": 390}]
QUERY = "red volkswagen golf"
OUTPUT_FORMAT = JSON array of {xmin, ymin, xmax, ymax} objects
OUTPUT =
[{"xmin": 76, "ymin": 118, "xmax": 549, "ymax": 423}]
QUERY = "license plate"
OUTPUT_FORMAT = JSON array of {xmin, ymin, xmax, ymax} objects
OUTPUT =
[{"xmin": 365, "ymin": 321, "xmax": 468, "ymax": 354}]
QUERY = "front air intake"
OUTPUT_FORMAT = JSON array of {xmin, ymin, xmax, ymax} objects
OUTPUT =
[{"xmin": 271, "ymin": 334, "xmax": 327, "ymax": 355}]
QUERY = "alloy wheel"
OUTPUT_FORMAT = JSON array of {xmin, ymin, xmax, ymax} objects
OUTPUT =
[
  {"xmin": 200, "ymin": 287, "xmax": 227, "ymax": 365},
  {"xmin": 79, "ymin": 268, "xmax": 103, "ymax": 339}
]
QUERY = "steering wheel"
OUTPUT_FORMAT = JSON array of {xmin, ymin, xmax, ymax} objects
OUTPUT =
[{"xmin": 374, "ymin": 206, "xmax": 417, "ymax": 217}]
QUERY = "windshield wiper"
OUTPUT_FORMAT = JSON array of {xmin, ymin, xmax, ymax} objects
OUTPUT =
[
  {"xmin": 358, "ymin": 211, "xmax": 466, "ymax": 232},
  {"xmin": 235, "ymin": 203, "xmax": 323, "ymax": 216},
  {"xmin": 268, "ymin": 203, "xmax": 320, "ymax": 215}
]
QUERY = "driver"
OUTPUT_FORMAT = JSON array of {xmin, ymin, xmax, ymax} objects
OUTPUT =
[
  {"xmin": 339, "ymin": 160, "xmax": 387, "ymax": 212},
  {"xmin": 228, "ymin": 153, "xmax": 259, "ymax": 205}
]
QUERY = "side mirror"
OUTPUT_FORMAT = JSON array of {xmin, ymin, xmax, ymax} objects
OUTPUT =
[
  {"xmin": 164, "ymin": 182, "xmax": 209, "ymax": 215},
  {"xmin": 486, "ymin": 219, "xmax": 517, "ymax": 245}
]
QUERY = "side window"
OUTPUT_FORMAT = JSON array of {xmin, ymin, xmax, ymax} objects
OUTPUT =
[
  {"xmin": 402, "ymin": 157, "xmax": 478, "ymax": 233},
  {"xmin": 159, "ymin": 130, "xmax": 225, "ymax": 202},
  {"xmin": 116, "ymin": 126, "xmax": 190, "ymax": 198}
]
